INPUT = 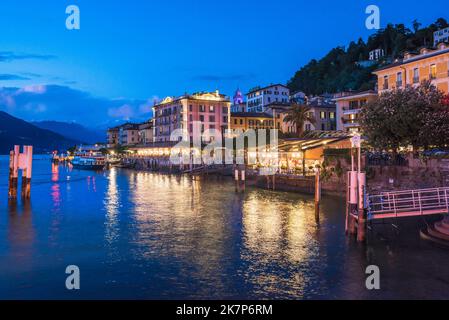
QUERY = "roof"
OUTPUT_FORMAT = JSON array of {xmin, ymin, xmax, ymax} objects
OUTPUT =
[
  {"xmin": 246, "ymin": 84, "xmax": 289, "ymax": 95},
  {"xmin": 278, "ymin": 131, "xmax": 351, "ymax": 152},
  {"xmin": 373, "ymin": 46, "xmax": 449, "ymax": 73},
  {"xmin": 333, "ymin": 90, "xmax": 378, "ymax": 101}
]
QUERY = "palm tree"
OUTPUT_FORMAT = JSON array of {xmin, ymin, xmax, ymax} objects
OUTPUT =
[{"xmin": 283, "ymin": 103, "xmax": 316, "ymax": 137}]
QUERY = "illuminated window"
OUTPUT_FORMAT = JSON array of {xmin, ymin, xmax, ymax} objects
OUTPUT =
[{"xmin": 430, "ymin": 64, "xmax": 437, "ymax": 79}]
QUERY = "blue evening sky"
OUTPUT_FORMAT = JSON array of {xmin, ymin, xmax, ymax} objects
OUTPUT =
[{"xmin": 0, "ymin": 0, "xmax": 447, "ymax": 126}]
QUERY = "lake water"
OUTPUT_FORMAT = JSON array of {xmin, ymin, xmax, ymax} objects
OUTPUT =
[{"xmin": 0, "ymin": 155, "xmax": 448, "ymax": 300}]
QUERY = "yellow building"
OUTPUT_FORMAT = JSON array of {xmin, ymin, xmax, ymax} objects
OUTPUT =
[
  {"xmin": 230, "ymin": 112, "xmax": 280, "ymax": 131},
  {"xmin": 374, "ymin": 43, "xmax": 449, "ymax": 94}
]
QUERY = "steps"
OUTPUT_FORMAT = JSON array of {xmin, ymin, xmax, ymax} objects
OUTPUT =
[{"xmin": 421, "ymin": 217, "xmax": 449, "ymax": 247}]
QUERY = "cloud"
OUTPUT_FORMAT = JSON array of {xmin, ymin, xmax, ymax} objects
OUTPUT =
[
  {"xmin": 0, "ymin": 84, "xmax": 153, "ymax": 127},
  {"xmin": 0, "ymin": 74, "xmax": 31, "ymax": 81},
  {"xmin": 0, "ymin": 52, "xmax": 56, "ymax": 62}
]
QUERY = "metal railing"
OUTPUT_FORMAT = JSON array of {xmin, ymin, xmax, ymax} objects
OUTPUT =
[{"xmin": 368, "ymin": 187, "xmax": 449, "ymax": 220}]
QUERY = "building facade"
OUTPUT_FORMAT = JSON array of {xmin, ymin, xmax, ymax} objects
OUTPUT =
[
  {"xmin": 138, "ymin": 122, "xmax": 154, "ymax": 145},
  {"xmin": 374, "ymin": 43, "xmax": 449, "ymax": 95},
  {"xmin": 434, "ymin": 27, "xmax": 449, "ymax": 47},
  {"xmin": 230, "ymin": 112, "xmax": 278, "ymax": 132},
  {"xmin": 119, "ymin": 123, "xmax": 140, "ymax": 146},
  {"xmin": 334, "ymin": 91, "xmax": 378, "ymax": 133},
  {"xmin": 246, "ymin": 84, "xmax": 290, "ymax": 113},
  {"xmin": 152, "ymin": 91, "xmax": 231, "ymax": 143},
  {"xmin": 231, "ymin": 88, "xmax": 246, "ymax": 113},
  {"xmin": 107, "ymin": 127, "xmax": 119, "ymax": 148}
]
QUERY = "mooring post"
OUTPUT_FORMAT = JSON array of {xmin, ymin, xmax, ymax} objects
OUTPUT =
[
  {"xmin": 8, "ymin": 150, "xmax": 15, "ymax": 199},
  {"xmin": 21, "ymin": 146, "xmax": 28, "ymax": 199},
  {"xmin": 241, "ymin": 168, "xmax": 246, "ymax": 193},
  {"xmin": 345, "ymin": 172, "xmax": 350, "ymax": 234},
  {"xmin": 25, "ymin": 146, "xmax": 33, "ymax": 199},
  {"xmin": 315, "ymin": 168, "xmax": 321, "ymax": 223},
  {"xmin": 348, "ymin": 171, "xmax": 358, "ymax": 236},
  {"xmin": 234, "ymin": 167, "xmax": 239, "ymax": 193},
  {"xmin": 357, "ymin": 172, "xmax": 367, "ymax": 242}
]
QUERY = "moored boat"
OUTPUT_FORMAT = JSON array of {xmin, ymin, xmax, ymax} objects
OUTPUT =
[{"xmin": 71, "ymin": 156, "xmax": 106, "ymax": 170}]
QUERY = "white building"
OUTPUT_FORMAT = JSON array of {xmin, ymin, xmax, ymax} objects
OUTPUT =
[
  {"xmin": 434, "ymin": 27, "xmax": 449, "ymax": 47},
  {"xmin": 369, "ymin": 48, "xmax": 385, "ymax": 61},
  {"xmin": 246, "ymin": 84, "xmax": 290, "ymax": 113}
]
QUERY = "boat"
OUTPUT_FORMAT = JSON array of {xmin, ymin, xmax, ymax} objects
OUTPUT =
[{"xmin": 71, "ymin": 155, "xmax": 106, "ymax": 170}]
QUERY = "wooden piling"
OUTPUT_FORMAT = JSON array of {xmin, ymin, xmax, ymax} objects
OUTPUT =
[
  {"xmin": 314, "ymin": 169, "xmax": 321, "ymax": 223},
  {"xmin": 357, "ymin": 173, "xmax": 367, "ymax": 242},
  {"xmin": 8, "ymin": 150, "xmax": 16, "ymax": 199},
  {"xmin": 235, "ymin": 168, "xmax": 239, "ymax": 193},
  {"xmin": 241, "ymin": 169, "xmax": 245, "ymax": 193}
]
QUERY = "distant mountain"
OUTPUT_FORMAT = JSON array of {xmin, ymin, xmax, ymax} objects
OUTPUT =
[
  {"xmin": 31, "ymin": 121, "xmax": 106, "ymax": 144},
  {"xmin": 0, "ymin": 111, "xmax": 79, "ymax": 154}
]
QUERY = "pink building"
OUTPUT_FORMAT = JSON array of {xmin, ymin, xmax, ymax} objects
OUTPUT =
[{"xmin": 153, "ymin": 91, "xmax": 231, "ymax": 143}]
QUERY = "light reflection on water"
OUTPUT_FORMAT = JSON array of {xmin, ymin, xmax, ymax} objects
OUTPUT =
[{"xmin": 0, "ymin": 156, "xmax": 449, "ymax": 299}]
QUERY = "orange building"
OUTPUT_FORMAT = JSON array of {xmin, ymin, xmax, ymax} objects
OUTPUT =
[{"xmin": 374, "ymin": 43, "xmax": 449, "ymax": 94}]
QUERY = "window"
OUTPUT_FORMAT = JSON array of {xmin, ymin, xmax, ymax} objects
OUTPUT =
[
  {"xmin": 413, "ymin": 68, "xmax": 419, "ymax": 83},
  {"xmin": 383, "ymin": 75, "xmax": 389, "ymax": 89},
  {"xmin": 199, "ymin": 105, "xmax": 205, "ymax": 112},
  {"xmin": 189, "ymin": 105, "xmax": 193, "ymax": 112},
  {"xmin": 223, "ymin": 116, "xmax": 228, "ymax": 122},
  {"xmin": 240, "ymin": 119, "xmax": 243, "ymax": 125},
  {"xmin": 209, "ymin": 115, "xmax": 215, "ymax": 122},
  {"xmin": 430, "ymin": 64, "xmax": 437, "ymax": 79},
  {"xmin": 321, "ymin": 124, "xmax": 325, "ymax": 131},
  {"xmin": 329, "ymin": 112, "xmax": 335, "ymax": 119},
  {"xmin": 223, "ymin": 107, "xmax": 228, "ymax": 113},
  {"xmin": 209, "ymin": 105, "xmax": 215, "ymax": 112},
  {"xmin": 200, "ymin": 115, "xmax": 204, "ymax": 122},
  {"xmin": 320, "ymin": 111, "xmax": 326, "ymax": 119},
  {"xmin": 396, "ymin": 72, "xmax": 403, "ymax": 87},
  {"xmin": 234, "ymin": 119, "xmax": 237, "ymax": 125}
]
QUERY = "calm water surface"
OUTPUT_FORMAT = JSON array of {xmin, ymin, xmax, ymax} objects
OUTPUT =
[{"xmin": 0, "ymin": 155, "xmax": 448, "ymax": 299}]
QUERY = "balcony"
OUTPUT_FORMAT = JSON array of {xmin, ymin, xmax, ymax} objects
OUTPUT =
[
  {"xmin": 430, "ymin": 73, "xmax": 437, "ymax": 80},
  {"xmin": 413, "ymin": 77, "xmax": 420, "ymax": 84},
  {"xmin": 342, "ymin": 107, "xmax": 361, "ymax": 116},
  {"xmin": 396, "ymin": 81, "xmax": 403, "ymax": 88},
  {"xmin": 341, "ymin": 117, "xmax": 360, "ymax": 128}
]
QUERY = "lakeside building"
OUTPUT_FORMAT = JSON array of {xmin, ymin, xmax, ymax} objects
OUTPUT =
[
  {"xmin": 230, "ymin": 112, "xmax": 278, "ymax": 132},
  {"xmin": 434, "ymin": 27, "xmax": 449, "ymax": 47},
  {"xmin": 107, "ymin": 127, "xmax": 120, "ymax": 148},
  {"xmin": 138, "ymin": 122, "xmax": 154, "ymax": 145},
  {"xmin": 246, "ymin": 84, "xmax": 290, "ymax": 113},
  {"xmin": 290, "ymin": 91, "xmax": 307, "ymax": 104},
  {"xmin": 230, "ymin": 88, "xmax": 246, "ymax": 113},
  {"xmin": 373, "ymin": 43, "xmax": 449, "ymax": 94},
  {"xmin": 334, "ymin": 91, "xmax": 378, "ymax": 133},
  {"xmin": 152, "ymin": 91, "xmax": 231, "ymax": 143},
  {"xmin": 273, "ymin": 97, "xmax": 336, "ymax": 135},
  {"xmin": 119, "ymin": 123, "xmax": 140, "ymax": 146}
]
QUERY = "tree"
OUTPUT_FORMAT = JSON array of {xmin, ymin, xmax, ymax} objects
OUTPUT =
[
  {"xmin": 113, "ymin": 144, "xmax": 128, "ymax": 155},
  {"xmin": 360, "ymin": 81, "xmax": 448, "ymax": 151},
  {"xmin": 287, "ymin": 18, "xmax": 448, "ymax": 95},
  {"xmin": 283, "ymin": 103, "xmax": 316, "ymax": 137}
]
